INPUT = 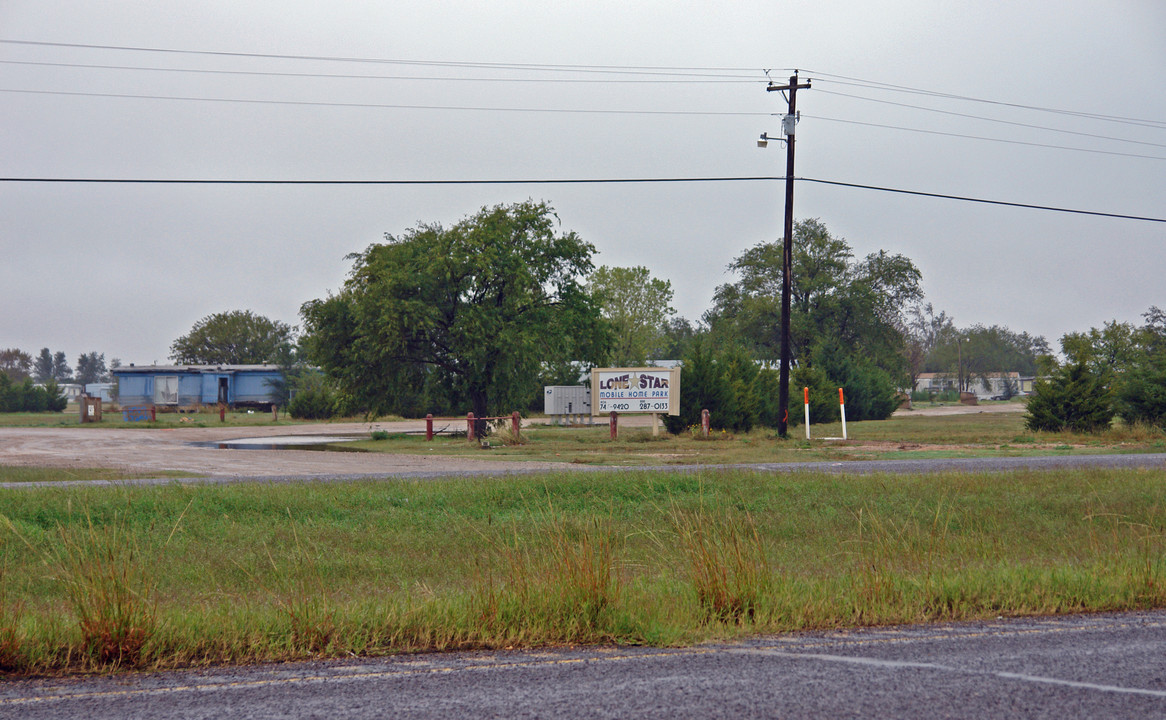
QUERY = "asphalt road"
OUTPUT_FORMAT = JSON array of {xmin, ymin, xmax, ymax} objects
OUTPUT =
[{"xmin": 5, "ymin": 611, "xmax": 1166, "ymax": 719}]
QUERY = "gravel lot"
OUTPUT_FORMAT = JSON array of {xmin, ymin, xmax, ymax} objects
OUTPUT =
[
  {"xmin": 0, "ymin": 420, "xmax": 575, "ymax": 478},
  {"xmin": 0, "ymin": 403, "xmax": 1025, "ymax": 481}
]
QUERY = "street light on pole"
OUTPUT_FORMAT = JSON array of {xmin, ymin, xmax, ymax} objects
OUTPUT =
[{"xmin": 957, "ymin": 337, "xmax": 965, "ymax": 394}]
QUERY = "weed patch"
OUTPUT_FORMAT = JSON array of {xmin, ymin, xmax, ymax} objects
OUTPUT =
[
  {"xmin": 0, "ymin": 563, "xmax": 22, "ymax": 672},
  {"xmin": 4, "ymin": 468, "xmax": 1166, "ymax": 673},
  {"xmin": 53, "ymin": 514, "xmax": 158, "ymax": 668},
  {"xmin": 474, "ymin": 512, "xmax": 622, "ymax": 643},
  {"xmin": 668, "ymin": 502, "xmax": 768, "ymax": 624}
]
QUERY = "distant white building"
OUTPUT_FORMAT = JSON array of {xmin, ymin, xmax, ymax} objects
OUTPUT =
[
  {"xmin": 914, "ymin": 372, "xmax": 1033, "ymax": 400},
  {"xmin": 84, "ymin": 382, "xmax": 114, "ymax": 402}
]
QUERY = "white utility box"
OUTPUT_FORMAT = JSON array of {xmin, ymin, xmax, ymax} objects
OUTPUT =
[{"xmin": 544, "ymin": 386, "xmax": 591, "ymax": 425}]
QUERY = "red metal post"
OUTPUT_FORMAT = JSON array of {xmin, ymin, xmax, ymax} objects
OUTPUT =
[
  {"xmin": 467, "ymin": 412, "xmax": 476, "ymax": 441},
  {"xmin": 149, "ymin": 405, "xmax": 156, "ymax": 422},
  {"xmin": 609, "ymin": 411, "xmax": 618, "ymax": 440},
  {"xmin": 426, "ymin": 414, "xmax": 434, "ymax": 441},
  {"xmin": 219, "ymin": 404, "xmax": 226, "ymax": 422},
  {"xmin": 511, "ymin": 411, "xmax": 521, "ymax": 440}
]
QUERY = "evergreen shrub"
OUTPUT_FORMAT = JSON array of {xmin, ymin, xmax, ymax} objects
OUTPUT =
[{"xmin": 1024, "ymin": 360, "xmax": 1113, "ymax": 433}]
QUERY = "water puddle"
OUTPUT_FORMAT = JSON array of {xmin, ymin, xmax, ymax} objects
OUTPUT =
[{"xmin": 190, "ymin": 435, "xmax": 370, "ymax": 452}]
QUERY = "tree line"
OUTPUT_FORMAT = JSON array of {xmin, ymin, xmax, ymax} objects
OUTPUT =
[
  {"xmin": 0, "ymin": 348, "xmax": 116, "ymax": 385},
  {"xmin": 162, "ymin": 202, "xmax": 1065, "ymax": 430},
  {"xmin": 17, "ymin": 200, "xmax": 1157, "ymax": 432},
  {"xmin": 1025, "ymin": 307, "xmax": 1166, "ymax": 432},
  {"xmin": 0, "ymin": 349, "xmax": 117, "ymax": 413}
]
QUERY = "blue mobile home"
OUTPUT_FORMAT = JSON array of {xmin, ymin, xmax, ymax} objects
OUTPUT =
[{"xmin": 112, "ymin": 364, "xmax": 284, "ymax": 408}]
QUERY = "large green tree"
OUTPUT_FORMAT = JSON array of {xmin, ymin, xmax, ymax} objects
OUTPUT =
[
  {"xmin": 34, "ymin": 349, "xmax": 73, "ymax": 383},
  {"xmin": 74, "ymin": 351, "xmax": 108, "ymax": 385},
  {"xmin": 169, "ymin": 310, "xmax": 293, "ymax": 365},
  {"xmin": 707, "ymin": 219, "xmax": 922, "ymax": 376},
  {"xmin": 0, "ymin": 349, "xmax": 32, "ymax": 382},
  {"xmin": 657, "ymin": 317, "xmax": 700, "ymax": 361},
  {"xmin": 587, "ymin": 265, "xmax": 675, "ymax": 366},
  {"xmin": 300, "ymin": 201, "xmax": 610, "ymax": 425},
  {"xmin": 1062, "ymin": 307, "xmax": 1166, "ymax": 428},
  {"xmin": 33, "ymin": 348, "xmax": 53, "ymax": 383},
  {"xmin": 704, "ymin": 218, "xmax": 920, "ymax": 421}
]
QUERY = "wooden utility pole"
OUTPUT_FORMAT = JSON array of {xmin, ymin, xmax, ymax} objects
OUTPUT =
[{"xmin": 767, "ymin": 71, "xmax": 810, "ymax": 437}]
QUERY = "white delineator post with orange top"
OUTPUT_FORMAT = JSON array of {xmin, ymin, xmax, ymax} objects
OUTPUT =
[
  {"xmin": 804, "ymin": 387, "xmax": 811, "ymax": 439},
  {"xmin": 839, "ymin": 387, "xmax": 848, "ymax": 440}
]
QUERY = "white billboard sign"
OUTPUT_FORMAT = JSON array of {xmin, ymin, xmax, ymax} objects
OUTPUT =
[{"xmin": 590, "ymin": 367, "xmax": 680, "ymax": 416}]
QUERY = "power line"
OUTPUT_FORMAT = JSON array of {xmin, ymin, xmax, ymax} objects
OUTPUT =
[
  {"xmin": 5, "ymin": 85, "xmax": 1161, "ymax": 161},
  {"xmin": 0, "ymin": 39, "xmax": 772, "ymax": 79},
  {"xmin": 0, "ymin": 175, "xmax": 777, "ymax": 185},
  {"xmin": 804, "ymin": 114, "xmax": 1166, "ymax": 161},
  {"xmin": 0, "ymin": 59, "xmax": 764, "ymax": 84},
  {"xmin": 5, "ymin": 38, "xmax": 1158, "ymax": 129},
  {"xmin": 0, "ymin": 86, "xmax": 769, "ymax": 116},
  {"xmin": 2, "ymin": 173, "xmax": 1162, "ymax": 223},
  {"xmin": 805, "ymin": 71, "xmax": 1166, "ymax": 130},
  {"xmin": 796, "ymin": 177, "xmax": 1166, "ymax": 223},
  {"xmin": 815, "ymin": 88, "xmax": 1166, "ymax": 149},
  {"xmin": 5, "ymin": 85, "xmax": 1163, "ymax": 161}
]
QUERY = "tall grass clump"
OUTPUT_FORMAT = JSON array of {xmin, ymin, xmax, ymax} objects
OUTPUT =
[
  {"xmin": 475, "ymin": 513, "xmax": 622, "ymax": 643},
  {"xmin": 231, "ymin": 512, "xmax": 338, "ymax": 656},
  {"xmin": 0, "ymin": 562, "xmax": 23, "ymax": 672},
  {"xmin": 1083, "ymin": 500, "xmax": 1166, "ymax": 605},
  {"xmin": 851, "ymin": 502, "xmax": 953, "ymax": 622},
  {"xmin": 668, "ymin": 503, "xmax": 770, "ymax": 624},
  {"xmin": 51, "ymin": 514, "xmax": 158, "ymax": 668},
  {"xmin": 276, "ymin": 521, "xmax": 337, "ymax": 654}
]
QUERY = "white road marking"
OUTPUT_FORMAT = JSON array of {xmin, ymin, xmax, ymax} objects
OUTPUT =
[
  {"xmin": 6, "ymin": 620, "xmax": 1165, "ymax": 706},
  {"xmin": 736, "ymin": 648, "xmax": 1166, "ymax": 698}
]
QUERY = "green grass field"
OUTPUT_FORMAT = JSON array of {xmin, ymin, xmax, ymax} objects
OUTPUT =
[
  {"xmin": 4, "ymin": 463, "xmax": 1166, "ymax": 674},
  {"xmin": 344, "ymin": 407, "xmax": 1166, "ymax": 465}
]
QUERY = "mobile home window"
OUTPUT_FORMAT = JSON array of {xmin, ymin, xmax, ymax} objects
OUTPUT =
[{"xmin": 154, "ymin": 375, "xmax": 179, "ymax": 405}]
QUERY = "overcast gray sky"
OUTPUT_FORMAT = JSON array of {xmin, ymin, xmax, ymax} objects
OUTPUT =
[{"xmin": 2, "ymin": 1, "xmax": 1163, "ymax": 366}]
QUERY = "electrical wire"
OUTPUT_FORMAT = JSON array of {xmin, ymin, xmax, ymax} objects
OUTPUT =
[
  {"xmin": 4, "ymin": 40, "xmax": 1161, "ymax": 160},
  {"xmin": 0, "ymin": 86, "xmax": 772, "ymax": 116},
  {"xmin": 0, "ymin": 39, "xmax": 773, "ymax": 79},
  {"xmin": 804, "ymin": 114, "xmax": 1166, "ymax": 161},
  {"xmin": 4, "ymin": 86, "xmax": 1162, "ymax": 162},
  {"xmin": 1, "ymin": 173, "xmax": 1161, "ymax": 223},
  {"xmin": 0, "ymin": 59, "xmax": 765, "ymax": 84},
  {"xmin": 815, "ymin": 88, "xmax": 1166, "ymax": 149},
  {"xmin": 805, "ymin": 71, "xmax": 1166, "ymax": 130},
  {"xmin": 4, "ymin": 39, "xmax": 1158, "ymax": 129},
  {"xmin": 796, "ymin": 177, "xmax": 1165, "ymax": 222},
  {"xmin": 0, "ymin": 175, "xmax": 776, "ymax": 185}
]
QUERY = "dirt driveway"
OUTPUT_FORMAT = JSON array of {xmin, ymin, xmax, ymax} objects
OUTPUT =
[
  {"xmin": 893, "ymin": 401, "xmax": 1026, "ymax": 417},
  {"xmin": 0, "ymin": 420, "xmax": 576, "ymax": 479}
]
